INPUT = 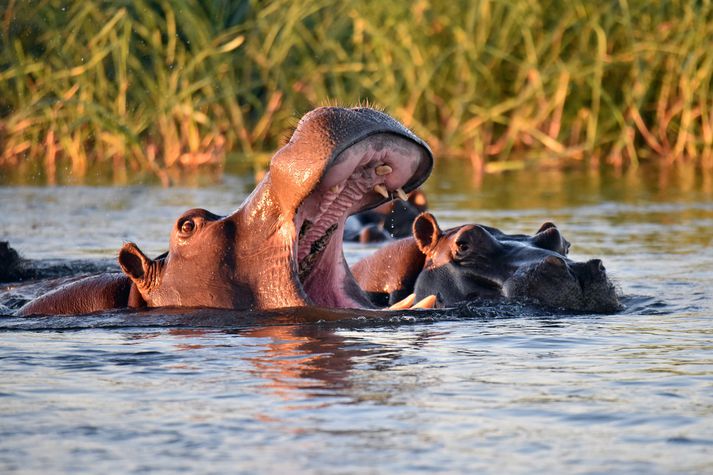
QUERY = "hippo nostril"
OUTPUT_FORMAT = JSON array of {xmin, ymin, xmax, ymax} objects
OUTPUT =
[{"xmin": 544, "ymin": 255, "xmax": 566, "ymax": 268}]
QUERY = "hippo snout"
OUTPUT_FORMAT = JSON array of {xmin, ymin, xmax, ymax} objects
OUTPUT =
[{"xmin": 571, "ymin": 259, "xmax": 607, "ymax": 287}]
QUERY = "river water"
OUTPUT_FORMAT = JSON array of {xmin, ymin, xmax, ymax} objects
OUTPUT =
[{"xmin": 1, "ymin": 163, "xmax": 712, "ymax": 474}]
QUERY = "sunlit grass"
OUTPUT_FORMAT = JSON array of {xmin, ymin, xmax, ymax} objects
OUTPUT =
[{"xmin": 1, "ymin": 0, "xmax": 712, "ymax": 183}]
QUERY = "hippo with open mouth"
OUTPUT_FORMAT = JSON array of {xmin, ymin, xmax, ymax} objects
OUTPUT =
[
  {"xmin": 352, "ymin": 212, "xmax": 620, "ymax": 313},
  {"xmin": 18, "ymin": 107, "xmax": 434, "ymax": 316}
]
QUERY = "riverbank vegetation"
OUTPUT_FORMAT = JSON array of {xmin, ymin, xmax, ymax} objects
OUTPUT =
[{"xmin": 1, "ymin": 0, "xmax": 712, "ymax": 184}]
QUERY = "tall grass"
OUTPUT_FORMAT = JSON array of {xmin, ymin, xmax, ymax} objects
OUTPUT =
[{"xmin": 1, "ymin": 0, "xmax": 712, "ymax": 183}]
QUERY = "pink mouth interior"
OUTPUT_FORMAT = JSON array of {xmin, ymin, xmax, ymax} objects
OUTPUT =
[{"xmin": 294, "ymin": 133, "xmax": 427, "ymax": 308}]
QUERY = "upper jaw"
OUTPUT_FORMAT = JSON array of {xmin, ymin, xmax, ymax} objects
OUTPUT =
[
  {"xmin": 269, "ymin": 107, "xmax": 433, "ymax": 218},
  {"xmin": 323, "ymin": 131, "xmax": 433, "ymax": 212}
]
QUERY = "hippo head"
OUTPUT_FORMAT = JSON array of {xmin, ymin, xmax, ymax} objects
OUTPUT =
[
  {"xmin": 118, "ymin": 209, "xmax": 253, "ymax": 308},
  {"xmin": 118, "ymin": 107, "xmax": 433, "ymax": 310},
  {"xmin": 411, "ymin": 213, "xmax": 620, "ymax": 312}
]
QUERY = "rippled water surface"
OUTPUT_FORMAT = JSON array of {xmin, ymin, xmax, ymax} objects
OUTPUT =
[{"xmin": 1, "ymin": 164, "xmax": 712, "ymax": 474}]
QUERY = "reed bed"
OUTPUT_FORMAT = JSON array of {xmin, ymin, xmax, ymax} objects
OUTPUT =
[{"xmin": 1, "ymin": 0, "xmax": 712, "ymax": 183}]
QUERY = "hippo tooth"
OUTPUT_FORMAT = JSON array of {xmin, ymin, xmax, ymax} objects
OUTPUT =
[
  {"xmin": 388, "ymin": 293, "xmax": 416, "ymax": 310},
  {"xmin": 330, "ymin": 184, "xmax": 341, "ymax": 194},
  {"xmin": 395, "ymin": 187, "xmax": 408, "ymax": 201},
  {"xmin": 412, "ymin": 294, "xmax": 437, "ymax": 309},
  {"xmin": 373, "ymin": 184, "xmax": 389, "ymax": 198},
  {"xmin": 375, "ymin": 165, "xmax": 392, "ymax": 176}
]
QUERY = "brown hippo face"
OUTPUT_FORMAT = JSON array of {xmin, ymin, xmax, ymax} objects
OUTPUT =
[
  {"xmin": 412, "ymin": 213, "xmax": 619, "ymax": 312},
  {"xmin": 118, "ymin": 208, "xmax": 255, "ymax": 308},
  {"xmin": 119, "ymin": 107, "xmax": 434, "ymax": 310}
]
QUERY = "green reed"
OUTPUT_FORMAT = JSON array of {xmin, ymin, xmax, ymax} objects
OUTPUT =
[{"xmin": 1, "ymin": 0, "xmax": 712, "ymax": 183}]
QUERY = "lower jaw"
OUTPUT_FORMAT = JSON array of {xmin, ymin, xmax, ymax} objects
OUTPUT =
[{"xmin": 298, "ymin": 227, "xmax": 374, "ymax": 309}]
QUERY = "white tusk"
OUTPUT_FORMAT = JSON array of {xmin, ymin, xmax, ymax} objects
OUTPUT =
[
  {"xmin": 412, "ymin": 295, "xmax": 437, "ymax": 309},
  {"xmin": 373, "ymin": 184, "xmax": 390, "ymax": 198},
  {"xmin": 396, "ymin": 187, "xmax": 408, "ymax": 201},
  {"xmin": 388, "ymin": 293, "xmax": 416, "ymax": 310}
]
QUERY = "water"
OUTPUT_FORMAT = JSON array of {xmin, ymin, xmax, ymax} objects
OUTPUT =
[{"xmin": 1, "ymin": 164, "xmax": 712, "ymax": 474}]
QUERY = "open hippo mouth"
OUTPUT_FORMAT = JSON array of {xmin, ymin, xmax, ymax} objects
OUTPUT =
[
  {"xmin": 236, "ymin": 107, "xmax": 434, "ymax": 310},
  {"xmin": 294, "ymin": 133, "xmax": 432, "ymax": 308}
]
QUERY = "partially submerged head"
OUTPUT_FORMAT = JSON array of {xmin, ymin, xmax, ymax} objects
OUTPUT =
[
  {"xmin": 411, "ymin": 213, "xmax": 620, "ymax": 312},
  {"xmin": 119, "ymin": 107, "xmax": 434, "ymax": 310},
  {"xmin": 503, "ymin": 255, "xmax": 620, "ymax": 313},
  {"xmin": 118, "ymin": 208, "xmax": 252, "ymax": 308}
]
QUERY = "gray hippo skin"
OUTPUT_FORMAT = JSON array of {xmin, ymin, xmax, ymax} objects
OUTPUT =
[
  {"xmin": 411, "ymin": 213, "xmax": 619, "ymax": 312},
  {"xmin": 19, "ymin": 107, "xmax": 434, "ymax": 316},
  {"xmin": 351, "ymin": 213, "xmax": 571, "ymax": 306}
]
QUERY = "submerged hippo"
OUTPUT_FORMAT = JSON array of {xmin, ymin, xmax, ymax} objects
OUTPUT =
[
  {"xmin": 344, "ymin": 189, "xmax": 428, "ymax": 243},
  {"xmin": 18, "ymin": 107, "xmax": 434, "ymax": 316},
  {"xmin": 0, "ymin": 242, "xmax": 27, "ymax": 283},
  {"xmin": 353, "ymin": 212, "xmax": 620, "ymax": 313}
]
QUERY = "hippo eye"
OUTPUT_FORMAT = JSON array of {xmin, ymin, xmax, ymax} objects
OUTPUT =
[
  {"xmin": 456, "ymin": 242, "xmax": 470, "ymax": 253},
  {"xmin": 179, "ymin": 219, "xmax": 195, "ymax": 235}
]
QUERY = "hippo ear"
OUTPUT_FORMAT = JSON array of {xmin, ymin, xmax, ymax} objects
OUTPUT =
[
  {"xmin": 413, "ymin": 212, "xmax": 442, "ymax": 254},
  {"xmin": 536, "ymin": 222, "xmax": 557, "ymax": 234},
  {"xmin": 118, "ymin": 242, "xmax": 156, "ymax": 287},
  {"xmin": 533, "ymin": 226, "xmax": 570, "ymax": 255}
]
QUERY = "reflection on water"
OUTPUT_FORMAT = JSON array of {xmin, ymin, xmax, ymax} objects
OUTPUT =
[
  {"xmin": 1, "ymin": 162, "xmax": 713, "ymax": 473},
  {"xmin": 1, "ymin": 313, "xmax": 711, "ymax": 473}
]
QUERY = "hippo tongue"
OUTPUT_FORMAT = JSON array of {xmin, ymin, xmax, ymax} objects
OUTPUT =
[{"xmin": 294, "ymin": 133, "xmax": 429, "ymax": 308}]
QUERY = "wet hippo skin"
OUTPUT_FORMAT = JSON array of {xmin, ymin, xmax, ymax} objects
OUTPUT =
[
  {"xmin": 352, "ymin": 213, "xmax": 571, "ymax": 306},
  {"xmin": 411, "ymin": 213, "xmax": 618, "ymax": 312},
  {"xmin": 18, "ymin": 107, "xmax": 434, "ymax": 316},
  {"xmin": 353, "ymin": 212, "xmax": 619, "ymax": 313}
]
